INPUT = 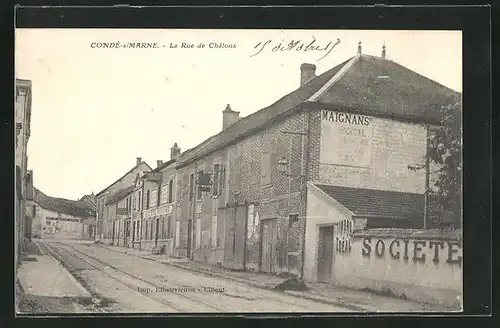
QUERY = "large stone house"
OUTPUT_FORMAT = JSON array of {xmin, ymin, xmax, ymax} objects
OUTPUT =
[{"xmin": 172, "ymin": 46, "xmax": 460, "ymax": 279}]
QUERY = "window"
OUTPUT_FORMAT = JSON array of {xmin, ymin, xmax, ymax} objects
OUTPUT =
[
  {"xmin": 261, "ymin": 152, "xmax": 272, "ymax": 185},
  {"xmin": 150, "ymin": 189, "xmax": 157, "ymax": 208},
  {"xmin": 161, "ymin": 218, "xmax": 165, "ymax": 239},
  {"xmin": 175, "ymin": 221, "xmax": 180, "ymax": 246},
  {"xmin": 289, "ymin": 214, "xmax": 299, "ymax": 228},
  {"xmin": 195, "ymin": 218, "xmax": 201, "ymax": 248},
  {"xmin": 168, "ymin": 179, "xmax": 173, "ymax": 203},
  {"xmin": 213, "ymin": 164, "xmax": 220, "ymax": 196},
  {"xmin": 211, "ymin": 216, "xmax": 217, "ymax": 247},
  {"xmin": 32, "ymin": 205, "xmax": 36, "ymax": 217},
  {"xmin": 161, "ymin": 184, "xmax": 169, "ymax": 204},
  {"xmin": 144, "ymin": 221, "xmax": 148, "ymax": 239},
  {"xmin": 150, "ymin": 220, "xmax": 154, "ymax": 240},
  {"xmin": 138, "ymin": 191, "xmax": 142, "ymax": 210},
  {"xmin": 189, "ymin": 173, "xmax": 195, "ymax": 201},
  {"xmin": 146, "ymin": 190, "xmax": 150, "ymax": 209},
  {"xmin": 167, "ymin": 215, "xmax": 173, "ymax": 238},
  {"xmin": 196, "ymin": 170, "xmax": 203, "ymax": 201}
]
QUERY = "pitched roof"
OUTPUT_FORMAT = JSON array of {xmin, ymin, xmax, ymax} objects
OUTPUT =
[
  {"xmin": 313, "ymin": 55, "xmax": 460, "ymax": 124},
  {"xmin": 34, "ymin": 188, "xmax": 96, "ymax": 218},
  {"xmin": 105, "ymin": 185, "xmax": 135, "ymax": 205},
  {"xmin": 315, "ymin": 183, "xmax": 424, "ymax": 220},
  {"xmin": 150, "ymin": 158, "xmax": 177, "ymax": 173},
  {"xmin": 176, "ymin": 54, "xmax": 460, "ymax": 168},
  {"xmin": 177, "ymin": 58, "xmax": 351, "ymax": 167},
  {"xmin": 79, "ymin": 194, "xmax": 97, "ymax": 210},
  {"xmin": 96, "ymin": 161, "xmax": 152, "ymax": 197}
]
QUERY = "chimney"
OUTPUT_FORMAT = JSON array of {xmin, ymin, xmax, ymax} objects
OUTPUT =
[
  {"xmin": 382, "ymin": 43, "xmax": 386, "ymax": 59},
  {"xmin": 357, "ymin": 41, "xmax": 362, "ymax": 55},
  {"xmin": 136, "ymin": 157, "xmax": 142, "ymax": 165},
  {"xmin": 300, "ymin": 63, "xmax": 316, "ymax": 86},
  {"xmin": 156, "ymin": 160, "xmax": 163, "ymax": 168},
  {"xmin": 170, "ymin": 142, "xmax": 181, "ymax": 160},
  {"xmin": 222, "ymin": 104, "xmax": 240, "ymax": 130}
]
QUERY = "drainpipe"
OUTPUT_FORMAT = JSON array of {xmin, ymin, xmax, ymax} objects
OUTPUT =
[
  {"xmin": 140, "ymin": 180, "xmax": 145, "ymax": 250},
  {"xmin": 299, "ymin": 109, "xmax": 311, "ymax": 281}
]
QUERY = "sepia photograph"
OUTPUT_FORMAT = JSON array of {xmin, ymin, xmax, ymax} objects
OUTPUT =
[{"xmin": 15, "ymin": 28, "xmax": 463, "ymax": 314}]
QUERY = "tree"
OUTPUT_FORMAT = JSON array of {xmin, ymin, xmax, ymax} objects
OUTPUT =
[{"xmin": 427, "ymin": 95, "xmax": 463, "ymax": 228}]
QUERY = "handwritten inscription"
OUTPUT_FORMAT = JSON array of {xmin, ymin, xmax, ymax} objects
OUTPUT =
[
  {"xmin": 90, "ymin": 42, "xmax": 236, "ymax": 49},
  {"xmin": 362, "ymin": 237, "xmax": 462, "ymax": 267},
  {"xmin": 250, "ymin": 37, "xmax": 341, "ymax": 61}
]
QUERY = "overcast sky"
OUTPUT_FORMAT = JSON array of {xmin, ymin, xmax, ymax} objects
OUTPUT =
[{"xmin": 15, "ymin": 29, "xmax": 462, "ymax": 200}]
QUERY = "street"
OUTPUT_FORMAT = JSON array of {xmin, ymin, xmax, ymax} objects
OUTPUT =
[{"xmin": 33, "ymin": 240, "xmax": 355, "ymax": 313}]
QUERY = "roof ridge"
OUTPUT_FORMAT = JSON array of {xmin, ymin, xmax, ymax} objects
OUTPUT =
[
  {"xmin": 308, "ymin": 55, "xmax": 360, "ymax": 102},
  {"xmin": 96, "ymin": 161, "xmax": 152, "ymax": 197},
  {"xmin": 178, "ymin": 59, "xmax": 351, "ymax": 166}
]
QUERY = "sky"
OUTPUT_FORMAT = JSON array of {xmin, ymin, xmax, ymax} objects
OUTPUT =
[{"xmin": 15, "ymin": 29, "xmax": 462, "ymax": 200}]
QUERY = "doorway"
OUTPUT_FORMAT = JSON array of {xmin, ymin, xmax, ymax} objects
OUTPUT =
[
  {"xmin": 155, "ymin": 218, "xmax": 160, "ymax": 246},
  {"xmin": 260, "ymin": 218, "xmax": 278, "ymax": 273},
  {"xmin": 317, "ymin": 225, "xmax": 334, "ymax": 282},
  {"xmin": 187, "ymin": 219, "xmax": 192, "ymax": 259},
  {"xmin": 112, "ymin": 221, "xmax": 116, "ymax": 244}
]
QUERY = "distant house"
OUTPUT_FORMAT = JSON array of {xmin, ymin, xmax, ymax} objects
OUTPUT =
[
  {"xmin": 80, "ymin": 192, "xmax": 97, "ymax": 211},
  {"xmin": 95, "ymin": 158, "xmax": 152, "ymax": 243},
  {"xmin": 32, "ymin": 188, "xmax": 96, "ymax": 240}
]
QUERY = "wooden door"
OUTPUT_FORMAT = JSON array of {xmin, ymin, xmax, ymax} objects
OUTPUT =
[
  {"xmin": 317, "ymin": 226, "xmax": 334, "ymax": 282},
  {"xmin": 261, "ymin": 218, "xmax": 277, "ymax": 273}
]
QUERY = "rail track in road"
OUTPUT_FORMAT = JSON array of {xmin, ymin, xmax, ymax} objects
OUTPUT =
[
  {"xmin": 42, "ymin": 241, "xmax": 228, "ymax": 312},
  {"xmin": 87, "ymin": 243, "xmax": 361, "ymax": 312}
]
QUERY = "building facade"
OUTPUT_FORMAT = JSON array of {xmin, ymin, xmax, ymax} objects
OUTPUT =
[
  {"xmin": 95, "ymin": 158, "xmax": 151, "ymax": 244},
  {"xmin": 172, "ymin": 49, "xmax": 459, "ymax": 279},
  {"xmin": 15, "ymin": 79, "xmax": 32, "ymax": 266},
  {"xmin": 139, "ymin": 149, "xmax": 179, "ymax": 253},
  {"xmin": 31, "ymin": 188, "xmax": 96, "ymax": 240}
]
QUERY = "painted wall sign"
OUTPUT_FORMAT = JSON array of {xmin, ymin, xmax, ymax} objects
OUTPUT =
[
  {"xmin": 320, "ymin": 110, "xmax": 374, "ymax": 167},
  {"xmin": 361, "ymin": 237, "xmax": 462, "ymax": 267},
  {"xmin": 46, "ymin": 217, "xmax": 80, "ymax": 223},
  {"xmin": 143, "ymin": 204, "xmax": 173, "ymax": 219}
]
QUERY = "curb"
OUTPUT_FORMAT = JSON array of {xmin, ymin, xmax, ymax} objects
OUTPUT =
[{"xmin": 97, "ymin": 244, "xmax": 367, "ymax": 311}]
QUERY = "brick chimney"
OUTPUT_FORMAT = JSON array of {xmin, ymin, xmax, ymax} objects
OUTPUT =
[
  {"xmin": 171, "ymin": 143, "xmax": 181, "ymax": 160},
  {"xmin": 136, "ymin": 157, "xmax": 142, "ymax": 165},
  {"xmin": 300, "ymin": 63, "xmax": 316, "ymax": 86},
  {"xmin": 156, "ymin": 160, "xmax": 163, "ymax": 168},
  {"xmin": 222, "ymin": 104, "xmax": 240, "ymax": 130}
]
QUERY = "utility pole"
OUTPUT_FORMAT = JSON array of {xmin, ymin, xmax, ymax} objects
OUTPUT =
[{"xmin": 424, "ymin": 124, "xmax": 430, "ymax": 229}]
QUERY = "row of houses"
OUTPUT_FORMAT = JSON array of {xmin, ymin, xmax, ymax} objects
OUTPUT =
[
  {"xmin": 95, "ymin": 46, "xmax": 460, "ymax": 284},
  {"xmin": 15, "ymin": 78, "xmax": 33, "ymax": 266},
  {"xmin": 28, "ymin": 187, "xmax": 97, "ymax": 241}
]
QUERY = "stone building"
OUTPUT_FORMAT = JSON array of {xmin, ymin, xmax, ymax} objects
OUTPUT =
[
  {"xmin": 173, "ymin": 46, "xmax": 459, "ymax": 279},
  {"xmin": 138, "ymin": 144, "xmax": 180, "ymax": 253},
  {"xmin": 106, "ymin": 185, "xmax": 134, "ymax": 247},
  {"xmin": 15, "ymin": 78, "xmax": 32, "ymax": 266},
  {"xmin": 96, "ymin": 157, "xmax": 151, "ymax": 243},
  {"xmin": 31, "ymin": 188, "xmax": 96, "ymax": 240}
]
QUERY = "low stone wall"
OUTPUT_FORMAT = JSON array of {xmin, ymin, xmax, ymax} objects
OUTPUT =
[{"xmin": 331, "ymin": 228, "xmax": 462, "ymax": 309}]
